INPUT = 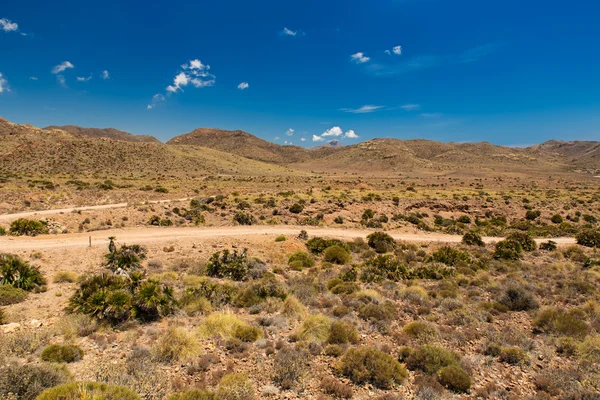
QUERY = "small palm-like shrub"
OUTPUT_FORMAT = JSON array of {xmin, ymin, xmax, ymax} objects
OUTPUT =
[
  {"xmin": 367, "ymin": 232, "xmax": 396, "ymax": 253},
  {"xmin": 288, "ymin": 252, "xmax": 315, "ymax": 270},
  {"xmin": 206, "ymin": 249, "xmax": 258, "ymax": 281},
  {"xmin": 462, "ymin": 231, "xmax": 484, "ymax": 247},
  {"xmin": 105, "ymin": 244, "xmax": 146, "ymax": 273},
  {"xmin": 9, "ymin": 218, "xmax": 48, "ymax": 236},
  {"xmin": 37, "ymin": 382, "xmax": 140, "ymax": 400},
  {"xmin": 337, "ymin": 347, "xmax": 407, "ymax": 389},
  {"xmin": 217, "ymin": 373, "xmax": 255, "ymax": 400},
  {"xmin": 0, "ymin": 254, "xmax": 46, "ymax": 291},
  {"xmin": 296, "ymin": 314, "xmax": 332, "ymax": 343},
  {"xmin": 41, "ymin": 344, "xmax": 84, "ymax": 363},
  {"xmin": 323, "ymin": 245, "xmax": 351, "ymax": 265}
]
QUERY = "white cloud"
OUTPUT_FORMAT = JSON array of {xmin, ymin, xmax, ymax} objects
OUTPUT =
[
  {"xmin": 322, "ymin": 126, "xmax": 343, "ymax": 137},
  {"xmin": 341, "ymin": 105, "xmax": 384, "ymax": 114},
  {"xmin": 274, "ymin": 136, "xmax": 280, "ymax": 141},
  {"xmin": 150, "ymin": 59, "xmax": 215, "ymax": 108},
  {"xmin": 393, "ymin": 46, "xmax": 402, "ymax": 55},
  {"xmin": 350, "ymin": 52, "xmax": 370, "ymax": 64},
  {"xmin": 312, "ymin": 135, "xmax": 325, "ymax": 142},
  {"xmin": 147, "ymin": 93, "xmax": 165, "ymax": 109},
  {"xmin": 0, "ymin": 18, "xmax": 18, "ymax": 32},
  {"xmin": 0, "ymin": 73, "xmax": 10, "ymax": 94},
  {"xmin": 420, "ymin": 112, "xmax": 442, "ymax": 118},
  {"xmin": 282, "ymin": 27, "xmax": 297, "ymax": 36},
  {"xmin": 182, "ymin": 59, "xmax": 209, "ymax": 71},
  {"xmin": 285, "ymin": 128, "xmax": 294, "ymax": 136},
  {"xmin": 344, "ymin": 129, "xmax": 359, "ymax": 139},
  {"xmin": 300, "ymin": 137, "xmax": 306, "ymax": 142},
  {"xmin": 400, "ymin": 103, "xmax": 420, "ymax": 111},
  {"xmin": 101, "ymin": 70, "xmax": 110, "ymax": 80},
  {"xmin": 191, "ymin": 78, "xmax": 215, "ymax": 88},
  {"xmin": 384, "ymin": 50, "xmax": 391, "ymax": 55},
  {"xmin": 52, "ymin": 61, "xmax": 74, "ymax": 74},
  {"xmin": 56, "ymin": 75, "xmax": 67, "ymax": 87},
  {"xmin": 238, "ymin": 82, "xmax": 249, "ymax": 90},
  {"xmin": 284, "ymin": 140, "xmax": 292, "ymax": 145},
  {"xmin": 29, "ymin": 76, "xmax": 38, "ymax": 81},
  {"xmin": 76, "ymin": 76, "xmax": 92, "ymax": 82}
]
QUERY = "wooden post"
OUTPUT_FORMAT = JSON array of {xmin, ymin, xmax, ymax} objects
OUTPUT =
[{"xmin": 89, "ymin": 236, "xmax": 92, "ymax": 247}]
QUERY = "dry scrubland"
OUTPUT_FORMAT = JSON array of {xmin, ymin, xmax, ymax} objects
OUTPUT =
[{"xmin": 1, "ymin": 117, "xmax": 600, "ymax": 399}]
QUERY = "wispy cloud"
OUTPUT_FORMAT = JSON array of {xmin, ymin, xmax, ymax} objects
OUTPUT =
[
  {"xmin": 101, "ymin": 70, "xmax": 110, "ymax": 80},
  {"xmin": 340, "ymin": 105, "xmax": 384, "ymax": 114},
  {"xmin": 149, "ymin": 59, "xmax": 215, "ymax": 109},
  {"xmin": 385, "ymin": 45, "xmax": 402, "ymax": 55},
  {"xmin": 399, "ymin": 104, "xmax": 420, "ymax": 111},
  {"xmin": 0, "ymin": 18, "xmax": 18, "ymax": 32},
  {"xmin": 56, "ymin": 75, "xmax": 67, "ymax": 87},
  {"xmin": 300, "ymin": 137, "xmax": 306, "ymax": 142},
  {"xmin": 76, "ymin": 75, "xmax": 92, "ymax": 82},
  {"xmin": 420, "ymin": 112, "xmax": 442, "ymax": 118},
  {"xmin": 350, "ymin": 52, "xmax": 370, "ymax": 64},
  {"xmin": 366, "ymin": 43, "xmax": 504, "ymax": 76},
  {"xmin": 237, "ymin": 82, "xmax": 249, "ymax": 90},
  {"xmin": 52, "ymin": 61, "xmax": 74, "ymax": 74},
  {"xmin": 147, "ymin": 93, "xmax": 165, "ymax": 109},
  {"xmin": 0, "ymin": 73, "xmax": 10, "ymax": 94},
  {"xmin": 29, "ymin": 76, "xmax": 38, "ymax": 81},
  {"xmin": 282, "ymin": 27, "xmax": 297, "ymax": 36},
  {"xmin": 286, "ymin": 128, "xmax": 294, "ymax": 136}
]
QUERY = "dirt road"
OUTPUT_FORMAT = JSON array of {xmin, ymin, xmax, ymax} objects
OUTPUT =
[{"xmin": 0, "ymin": 225, "xmax": 576, "ymax": 251}]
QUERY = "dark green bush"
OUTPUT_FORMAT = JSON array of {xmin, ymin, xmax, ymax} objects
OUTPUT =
[
  {"xmin": 402, "ymin": 321, "xmax": 438, "ymax": 340},
  {"xmin": 494, "ymin": 239, "xmax": 523, "ymax": 260},
  {"xmin": 68, "ymin": 273, "xmax": 175, "ymax": 325},
  {"xmin": 233, "ymin": 212, "xmax": 255, "ymax": 225},
  {"xmin": 462, "ymin": 231, "xmax": 484, "ymax": 247},
  {"xmin": 206, "ymin": 249, "xmax": 256, "ymax": 281},
  {"xmin": 328, "ymin": 320, "xmax": 358, "ymax": 345},
  {"xmin": 0, "ymin": 362, "xmax": 71, "ymax": 400},
  {"xmin": 37, "ymin": 382, "xmax": 140, "ymax": 400},
  {"xmin": 323, "ymin": 245, "xmax": 351, "ymax": 265},
  {"xmin": 427, "ymin": 247, "xmax": 471, "ymax": 266},
  {"xmin": 576, "ymin": 228, "xmax": 600, "ymax": 248},
  {"xmin": 438, "ymin": 364, "xmax": 471, "ymax": 393},
  {"xmin": 360, "ymin": 255, "xmax": 408, "ymax": 282},
  {"xmin": 234, "ymin": 324, "xmax": 263, "ymax": 342},
  {"xmin": 337, "ymin": 347, "xmax": 408, "ymax": 389},
  {"xmin": 404, "ymin": 345, "xmax": 460, "ymax": 374},
  {"xmin": 525, "ymin": 210, "xmax": 541, "ymax": 221},
  {"xmin": 40, "ymin": 344, "xmax": 84, "ymax": 363},
  {"xmin": 9, "ymin": 218, "xmax": 48, "ymax": 236},
  {"xmin": 366, "ymin": 232, "xmax": 396, "ymax": 253},
  {"xmin": 408, "ymin": 263, "xmax": 455, "ymax": 280},
  {"xmin": 0, "ymin": 283, "xmax": 28, "ymax": 305},
  {"xmin": 105, "ymin": 244, "xmax": 146, "ymax": 273},
  {"xmin": 288, "ymin": 252, "xmax": 315, "ymax": 270},
  {"xmin": 499, "ymin": 346, "xmax": 528, "ymax": 365},
  {"xmin": 551, "ymin": 214, "xmax": 564, "ymax": 224},
  {"xmin": 358, "ymin": 302, "xmax": 395, "ymax": 323},
  {"xmin": 306, "ymin": 237, "xmax": 349, "ymax": 255},
  {"xmin": 0, "ymin": 226, "xmax": 6, "ymax": 236},
  {"xmin": 533, "ymin": 307, "xmax": 589, "ymax": 338},
  {"xmin": 0, "ymin": 254, "xmax": 46, "ymax": 291},
  {"xmin": 498, "ymin": 285, "xmax": 539, "ymax": 311},
  {"xmin": 506, "ymin": 231, "xmax": 537, "ymax": 252},
  {"xmin": 289, "ymin": 203, "xmax": 304, "ymax": 214},
  {"xmin": 539, "ymin": 240, "xmax": 557, "ymax": 251}
]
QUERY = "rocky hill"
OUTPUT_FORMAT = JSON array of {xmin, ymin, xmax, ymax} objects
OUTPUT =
[{"xmin": 44, "ymin": 125, "xmax": 160, "ymax": 143}]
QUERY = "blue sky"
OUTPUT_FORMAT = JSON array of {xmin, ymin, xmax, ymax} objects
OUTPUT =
[{"xmin": 1, "ymin": 0, "xmax": 599, "ymax": 146}]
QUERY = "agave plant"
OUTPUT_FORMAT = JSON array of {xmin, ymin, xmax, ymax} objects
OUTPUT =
[{"xmin": 0, "ymin": 253, "xmax": 46, "ymax": 291}]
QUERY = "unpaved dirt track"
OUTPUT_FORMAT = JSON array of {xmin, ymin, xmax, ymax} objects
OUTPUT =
[{"xmin": 0, "ymin": 225, "xmax": 576, "ymax": 251}]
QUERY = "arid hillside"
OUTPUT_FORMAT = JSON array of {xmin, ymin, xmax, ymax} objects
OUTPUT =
[
  {"xmin": 44, "ymin": 125, "xmax": 160, "ymax": 143},
  {"xmin": 530, "ymin": 140, "xmax": 600, "ymax": 171}
]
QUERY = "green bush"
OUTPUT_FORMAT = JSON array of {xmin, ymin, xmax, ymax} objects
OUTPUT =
[
  {"xmin": 438, "ymin": 364, "xmax": 471, "ymax": 393},
  {"xmin": 234, "ymin": 324, "xmax": 263, "ymax": 342},
  {"xmin": 499, "ymin": 346, "xmax": 528, "ymax": 365},
  {"xmin": 0, "ymin": 226, "xmax": 6, "ymax": 236},
  {"xmin": 0, "ymin": 284, "xmax": 28, "ymax": 305},
  {"xmin": 533, "ymin": 307, "xmax": 589, "ymax": 338},
  {"xmin": 289, "ymin": 203, "xmax": 304, "ymax": 214},
  {"xmin": 577, "ymin": 335, "xmax": 600, "ymax": 364},
  {"xmin": 41, "ymin": 344, "xmax": 84, "ymax": 363},
  {"xmin": 152, "ymin": 326, "xmax": 201, "ymax": 362},
  {"xmin": 494, "ymin": 239, "xmax": 523, "ymax": 260},
  {"xmin": 404, "ymin": 345, "xmax": 460, "ymax": 374},
  {"xmin": 68, "ymin": 273, "xmax": 176, "ymax": 325},
  {"xmin": 167, "ymin": 390, "xmax": 219, "ymax": 400},
  {"xmin": 328, "ymin": 320, "xmax": 359, "ymax": 345},
  {"xmin": 275, "ymin": 235, "xmax": 286, "ymax": 242},
  {"xmin": 233, "ymin": 212, "xmax": 255, "ymax": 226},
  {"xmin": 506, "ymin": 231, "xmax": 537, "ymax": 252},
  {"xmin": 337, "ymin": 347, "xmax": 407, "ymax": 389},
  {"xmin": 0, "ymin": 362, "xmax": 71, "ymax": 400},
  {"xmin": 37, "ymin": 382, "xmax": 140, "ymax": 400},
  {"xmin": 360, "ymin": 255, "xmax": 408, "ymax": 282},
  {"xmin": 296, "ymin": 314, "xmax": 332, "ymax": 343},
  {"xmin": 0, "ymin": 308, "xmax": 5, "ymax": 324},
  {"xmin": 539, "ymin": 240, "xmax": 557, "ymax": 251},
  {"xmin": 551, "ymin": 214, "xmax": 564, "ymax": 224},
  {"xmin": 428, "ymin": 247, "xmax": 471, "ymax": 266},
  {"xmin": 576, "ymin": 229, "xmax": 600, "ymax": 248},
  {"xmin": 306, "ymin": 237, "xmax": 349, "ymax": 255},
  {"xmin": 358, "ymin": 303, "xmax": 395, "ymax": 323},
  {"xmin": 366, "ymin": 232, "xmax": 396, "ymax": 253},
  {"xmin": 9, "ymin": 218, "xmax": 48, "ymax": 236},
  {"xmin": 0, "ymin": 254, "xmax": 46, "ymax": 291},
  {"xmin": 402, "ymin": 321, "xmax": 438, "ymax": 340},
  {"xmin": 288, "ymin": 252, "xmax": 315, "ymax": 270},
  {"xmin": 323, "ymin": 245, "xmax": 351, "ymax": 265},
  {"xmin": 105, "ymin": 244, "xmax": 146, "ymax": 273},
  {"xmin": 217, "ymin": 373, "xmax": 255, "ymax": 400},
  {"xmin": 525, "ymin": 210, "xmax": 541, "ymax": 221},
  {"xmin": 462, "ymin": 231, "xmax": 484, "ymax": 247},
  {"xmin": 206, "ymin": 249, "xmax": 256, "ymax": 281},
  {"xmin": 498, "ymin": 285, "xmax": 539, "ymax": 311}
]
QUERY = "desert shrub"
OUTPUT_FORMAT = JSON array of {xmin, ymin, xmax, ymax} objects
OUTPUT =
[
  {"xmin": 358, "ymin": 303, "xmax": 395, "ymax": 323},
  {"xmin": 337, "ymin": 347, "xmax": 407, "ymax": 389},
  {"xmin": 462, "ymin": 231, "xmax": 484, "ymax": 247},
  {"xmin": 332, "ymin": 305, "xmax": 350, "ymax": 318},
  {"xmin": 184, "ymin": 279, "xmax": 239, "ymax": 308},
  {"xmin": 0, "ymin": 308, "xmax": 5, "ymax": 324},
  {"xmin": 41, "ymin": 344, "xmax": 84, "ymax": 363},
  {"xmin": 402, "ymin": 321, "xmax": 438, "ymax": 340},
  {"xmin": 167, "ymin": 390, "xmax": 219, "ymax": 400},
  {"xmin": 330, "ymin": 281, "xmax": 360, "ymax": 295},
  {"xmin": 68, "ymin": 274, "xmax": 175, "ymax": 325},
  {"xmin": 54, "ymin": 270, "xmax": 78, "ymax": 283},
  {"xmin": 506, "ymin": 231, "xmax": 537, "ymax": 251},
  {"xmin": 577, "ymin": 335, "xmax": 600, "ymax": 364},
  {"xmin": 152, "ymin": 326, "xmax": 201, "ymax": 362},
  {"xmin": 289, "ymin": 203, "xmax": 304, "ymax": 214},
  {"xmin": 525, "ymin": 210, "xmax": 541, "ymax": 221},
  {"xmin": 366, "ymin": 232, "xmax": 396, "ymax": 254},
  {"xmin": 360, "ymin": 255, "xmax": 408, "ymax": 282},
  {"xmin": 494, "ymin": 239, "xmax": 522, "ymax": 260},
  {"xmin": 105, "ymin": 244, "xmax": 146, "ymax": 273},
  {"xmin": 539, "ymin": 240, "xmax": 557, "ymax": 251},
  {"xmin": 0, "ymin": 284, "xmax": 28, "ymax": 305},
  {"xmin": 0, "ymin": 254, "xmax": 46, "ymax": 291},
  {"xmin": 217, "ymin": 373, "xmax": 255, "ymax": 400},
  {"xmin": 323, "ymin": 246, "xmax": 351, "ymax": 265},
  {"xmin": 233, "ymin": 212, "xmax": 255, "ymax": 226},
  {"xmin": 0, "ymin": 362, "xmax": 71, "ymax": 400},
  {"xmin": 281, "ymin": 295, "xmax": 308, "ymax": 320},
  {"xmin": 198, "ymin": 312, "xmax": 261, "ymax": 342},
  {"xmin": 306, "ymin": 237, "xmax": 349, "ymax": 255},
  {"xmin": 37, "ymin": 382, "xmax": 140, "ymax": 400},
  {"xmin": 234, "ymin": 324, "xmax": 263, "ymax": 342},
  {"xmin": 437, "ymin": 364, "xmax": 471, "ymax": 393},
  {"xmin": 499, "ymin": 346, "xmax": 528, "ymax": 365},
  {"xmin": 9, "ymin": 218, "xmax": 48, "ymax": 236},
  {"xmin": 206, "ymin": 249, "xmax": 258, "ymax": 281},
  {"xmin": 498, "ymin": 285, "xmax": 539, "ymax": 311},
  {"xmin": 287, "ymin": 252, "xmax": 315, "ymax": 270},
  {"xmin": 273, "ymin": 346, "xmax": 310, "ymax": 389},
  {"xmin": 296, "ymin": 314, "xmax": 332, "ymax": 343},
  {"xmin": 0, "ymin": 226, "xmax": 5, "ymax": 236},
  {"xmin": 328, "ymin": 320, "xmax": 358, "ymax": 345},
  {"xmin": 404, "ymin": 345, "xmax": 460, "ymax": 374},
  {"xmin": 533, "ymin": 307, "xmax": 589, "ymax": 338},
  {"xmin": 275, "ymin": 235, "xmax": 286, "ymax": 242},
  {"xmin": 409, "ymin": 262, "xmax": 455, "ymax": 280},
  {"xmin": 428, "ymin": 247, "xmax": 471, "ymax": 266},
  {"xmin": 320, "ymin": 376, "xmax": 353, "ymax": 398},
  {"xmin": 576, "ymin": 228, "xmax": 600, "ymax": 248}
]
